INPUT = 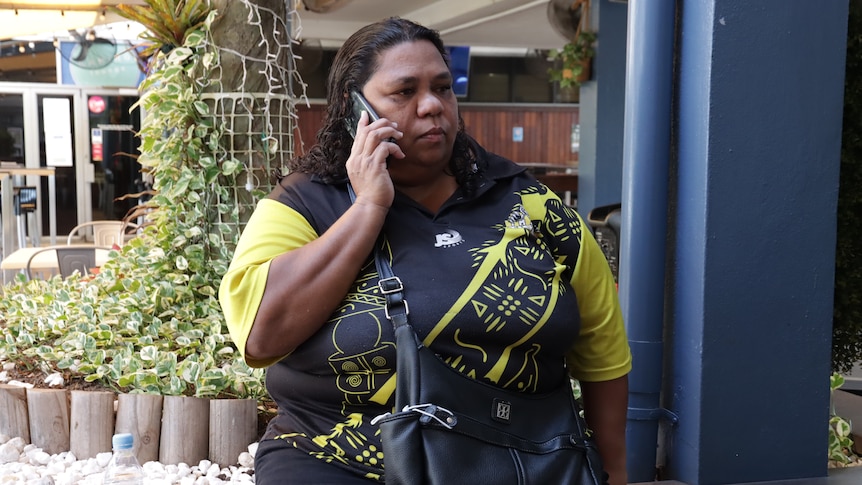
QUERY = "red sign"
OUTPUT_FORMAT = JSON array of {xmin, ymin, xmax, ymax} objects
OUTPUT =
[{"xmin": 88, "ymin": 96, "xmax": 106, "ymax": 114}]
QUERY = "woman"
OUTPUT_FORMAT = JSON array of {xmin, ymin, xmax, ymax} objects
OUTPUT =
[{"xmin": 219, "ymin": 17, "xmax": 631, "ymax": 485}]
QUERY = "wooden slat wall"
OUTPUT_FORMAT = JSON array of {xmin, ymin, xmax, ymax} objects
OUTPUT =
[
  {"xmin": 293, "ymin": 103, "xmax": 579, "ymax": 167},
  {"xmin": 460, "ymin": 105, "xmax": 579, "ymax": 167},
  {"xmin": 293, "ymin": 104, "xmax": 326, "ymax": 156}
]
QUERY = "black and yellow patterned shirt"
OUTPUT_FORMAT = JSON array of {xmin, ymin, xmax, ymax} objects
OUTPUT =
[{"xmin": 219, "ymin": 148, "xmax": 631, "ymax": 482}]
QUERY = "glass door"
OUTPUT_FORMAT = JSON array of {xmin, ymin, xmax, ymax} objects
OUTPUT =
[
  {"xmin": 0, "ymin": 92, "xmax": 25, "ymax": 256},
  {"xmin": 0, "ymin": 93, "xmax": 25, "ymax": 165},
  {"xmin": 85, "ymin": 93, "xmax": 142, "ymax": 221},
  {"xmin": 0, "ymin": 84, "xmax": 141, "ymax": 251}
]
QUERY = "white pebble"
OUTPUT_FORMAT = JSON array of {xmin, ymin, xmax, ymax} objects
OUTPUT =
[
  {"xmin": 6, "ymin": 380, "xmax": 34, "ymax": 389},
  {"xmin": 43, "ymin": 373, "xmax": 64, "ymax": 387},
  {"xmin": 26, "ymin": 477, "xmax": 54, "ymax": 485},
  {"xmin": 95, "ymin": 451, "xmax": 112, "ymax": 468},
  {"xmin": 26, "ymin": 450, "xmax": 51, "ymax": 466},
  {"xmin": 54, "ymin": 471, "xmax": 84, "ymax": 485},
  {"xmin": 237, "ymin": 452, "xmax": 253, "ymax": 469},
  {"xmin": 22, "ymin": 467, "xmax": 41, "ymax": 479},
  {"xmin": 0, "ymin": 436, "xmax": 257, "ymax": 484},
  {"xmin": 6, "ymin": 438, "xmax": 25, "ymax": 453},
  {"xmin": 142, "ymin": 460, "xmax": 165, "ymax": 476},
  {"xmin": 79, "ymin": 459, "xmax": 102, "ymax": 476},
  {"xmin": 44, "ymin": 460, "xmax": 65, "ymax": 475},
  {"xmin": 0, "ymin": 442, "xmax": 20, "ymax": 465}
]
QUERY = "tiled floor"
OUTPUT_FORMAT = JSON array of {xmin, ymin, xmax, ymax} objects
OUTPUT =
[{"xmin": 631, "ymin": 466, "xmax": 862, "ymax": 485}]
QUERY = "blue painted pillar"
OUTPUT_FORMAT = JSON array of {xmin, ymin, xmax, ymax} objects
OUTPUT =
[
  {"xmin": 667, "ymin": 1, "xmax": 848, "ymax": 484},
  {"xmin": 619, "ymin": 0, "xmax": 676, "ymax": 481},
  {"xmin": 577, "ymin": 0, "xmax": 627, "ymax": 220}
]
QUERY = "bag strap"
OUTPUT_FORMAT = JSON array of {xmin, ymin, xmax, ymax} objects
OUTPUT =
[{"xmin": 348, "ymin": 183, "xmax": 410, "ymax": 330}]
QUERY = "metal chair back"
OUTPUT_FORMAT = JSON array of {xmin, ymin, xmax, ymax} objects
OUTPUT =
[
  {"xmin": 66, "ymin": 221, "xmax": 124, "ymax": 246},
  {"xmin": 25, "ymin": 246, "xmax": 111, "ymax": 280}
]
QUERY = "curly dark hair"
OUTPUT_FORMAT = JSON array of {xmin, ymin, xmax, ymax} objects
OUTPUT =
[{"xmin": 286, "ymin": 17, "xmax": 483, "ymax": 195}]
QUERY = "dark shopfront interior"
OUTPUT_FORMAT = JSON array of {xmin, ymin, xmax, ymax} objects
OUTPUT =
[{"xmin": 0, "ymin": 91, "xmax": 142, "ymax": 238}]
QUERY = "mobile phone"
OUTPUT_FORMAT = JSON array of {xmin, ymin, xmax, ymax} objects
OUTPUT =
[{"xmin": 345, "ymin": 90, "xmax": 382, "ymax": 139}]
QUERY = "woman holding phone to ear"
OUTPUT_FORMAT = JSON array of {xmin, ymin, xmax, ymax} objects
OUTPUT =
[{"xmin": 219, "ymin": 17, "xmax": 631, "ymax": 485}]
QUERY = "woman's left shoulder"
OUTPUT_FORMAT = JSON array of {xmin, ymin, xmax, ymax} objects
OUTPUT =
[{"xmin": 482, "ymin": 151, "xmax": 529, "ymax": 180}]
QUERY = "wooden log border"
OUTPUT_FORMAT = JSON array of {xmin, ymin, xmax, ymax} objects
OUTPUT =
[{"xmin": 0, "ymin": 385, "xmax": 257, "ymax": 466}]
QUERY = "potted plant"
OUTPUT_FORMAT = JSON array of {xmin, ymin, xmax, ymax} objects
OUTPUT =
[{"xmin": 547, "ymin": 0, "xmax": 596, "ymax": 89}]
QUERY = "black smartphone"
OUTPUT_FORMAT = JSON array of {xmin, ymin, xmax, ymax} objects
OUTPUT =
[{"xmin": 345, "ymin": 90, "xmax": 382, "ymax": 139}]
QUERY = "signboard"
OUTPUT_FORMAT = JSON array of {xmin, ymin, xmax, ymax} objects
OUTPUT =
[
  {"xmin": 91, "ymin": 127, "xmax": 103, "ymax": 162},
  {"xmin": 42, "ymin": 97, "xmax": 73, "ymax": 167}
]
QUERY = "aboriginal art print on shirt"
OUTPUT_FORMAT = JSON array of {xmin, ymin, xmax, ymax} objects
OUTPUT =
[{"xmin": 271, "ymin": 186, "xmax": 585, "ymax": 480}]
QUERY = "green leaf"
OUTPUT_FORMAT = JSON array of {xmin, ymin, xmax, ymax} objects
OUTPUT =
[{"xmin": 140, "ymin": 345, "xmax": 159, "ymax": 362}]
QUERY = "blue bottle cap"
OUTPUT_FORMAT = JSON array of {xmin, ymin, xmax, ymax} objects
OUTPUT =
[{"xmin": 112, "ymin": 433, "xmax": 134, "ymax": 450}]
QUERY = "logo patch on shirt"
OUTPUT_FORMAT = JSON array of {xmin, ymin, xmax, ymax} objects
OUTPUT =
[
  {"xmin": 506, "ymin": 204, "xmax": 533, "ymax": 232},
  {"xmin": 435, "ymin": 229, "xmax": 464, "ymax": 248}
]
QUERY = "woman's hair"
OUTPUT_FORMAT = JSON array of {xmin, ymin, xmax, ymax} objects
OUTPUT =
[{"xmin": 286, "ymin": 17, "xmax": 482, "ymax": 194}]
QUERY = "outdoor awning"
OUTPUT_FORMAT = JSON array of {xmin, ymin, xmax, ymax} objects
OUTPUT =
[{"xmin": 0, "ymin": 1, "xmax": 145, "ymax": 40}]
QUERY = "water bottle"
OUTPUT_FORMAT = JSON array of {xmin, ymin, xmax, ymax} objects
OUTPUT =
[{"xmin": 103, "ymin": 433, "xmax": 144, "ymax": 485}]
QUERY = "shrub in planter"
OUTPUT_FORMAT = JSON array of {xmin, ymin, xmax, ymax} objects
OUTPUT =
[{"xmin": 0, "ymin": 5, "xmax": 267, "ymax": 402}]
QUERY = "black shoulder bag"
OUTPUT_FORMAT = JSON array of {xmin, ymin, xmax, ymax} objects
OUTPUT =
[{"xmin": 356, "ymin": 186, "xmax": 608, "ymax": 484}]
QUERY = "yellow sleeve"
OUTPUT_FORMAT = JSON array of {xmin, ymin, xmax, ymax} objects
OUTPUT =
[
  {"xmin": 566, "ymin": 214, "xmax": 632, "ymax": 382},
  {"xmin": 218, "ymin": 199, "xmax": 319, "ymax": 368}
]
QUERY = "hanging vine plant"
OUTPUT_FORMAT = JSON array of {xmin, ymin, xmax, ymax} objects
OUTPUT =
[{"xmin": 0, "ymin": 0, "xmax": 269, "ymax": 400}]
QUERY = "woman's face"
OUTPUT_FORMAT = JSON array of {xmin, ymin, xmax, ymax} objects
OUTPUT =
[{"xmin": 361, "ymin": 40, "xmax": 459, "ymax": 186}]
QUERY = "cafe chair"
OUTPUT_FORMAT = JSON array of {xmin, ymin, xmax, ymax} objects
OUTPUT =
[
  {"xmin": 66, "ymin": 220, "xmax": 139, "ymax": 247},
  {"xmin": 25, "ymin": 245, "xmax": 111, "ymax": 280}
]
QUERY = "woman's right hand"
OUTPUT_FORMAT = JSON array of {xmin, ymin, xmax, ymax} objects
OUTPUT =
[
  {"xmin": 345, "ymin": 110, "xmax": 403, "ymax": 210},
  {"xmin": 242, "ymin": 112, "xmax": 404, "ymax": 361}
]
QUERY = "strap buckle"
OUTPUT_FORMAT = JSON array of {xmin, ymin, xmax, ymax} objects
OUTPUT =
[
  {"xmin": 378, "ymin": 276, "xmax": 404, "ymax": 294},
  {"xmin": 384, "ymin": 300, "xmax": 409, "ymax": 320}
]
